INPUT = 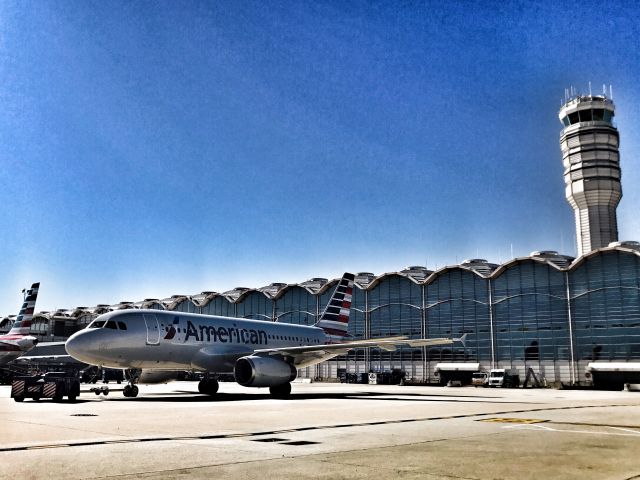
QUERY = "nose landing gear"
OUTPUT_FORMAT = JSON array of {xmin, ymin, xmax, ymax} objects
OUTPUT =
[
  {"xmin": 123, "ymin": 384, "xmax": 139, "ymax": 397},
  {"xmin": 123, "ymin": 369, "xmax": 141, "ymax": 398}
]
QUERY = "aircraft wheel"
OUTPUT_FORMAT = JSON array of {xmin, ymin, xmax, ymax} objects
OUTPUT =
[
  {"xmin": 123, "ymin": 385, "xmax": 132, "ymax": 397},
  {"xmin": 198, "ymin": 380, "xmax": 206, "ymax": 394},
  {"xmin": 269, "ymin": 383, "xmax": 291, "ymax": 399},
  {"xmin": 206, "ymin": 379, "xmax": 218, "ymax": 395},
  {"xmin": 198, "ymin": 379, "xmax": 218, "ymax": 396},
  {"xmin": 131, "ymin": 386, "xmax": 139, "ymax": 397},
  {"xmin": 53, "ymin": 384, "xmax": 65, "ymax": 402},
  {"xmin": 68, "ymin": 382, "xmax": 80, "ymax": 402}
]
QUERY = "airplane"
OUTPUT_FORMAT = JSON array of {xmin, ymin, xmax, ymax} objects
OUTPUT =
[
  {"xmin": 0, "ymin": 283, "xmax": 41, "ymax": 365},
  {"xmin": 65, "ymin": 273, "xmax": 467, "ymax": 398}
]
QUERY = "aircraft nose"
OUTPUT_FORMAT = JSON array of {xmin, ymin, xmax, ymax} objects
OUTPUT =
[{"xmin": 65, "ymin": 331, "xmax": 98, "ymax": 364}]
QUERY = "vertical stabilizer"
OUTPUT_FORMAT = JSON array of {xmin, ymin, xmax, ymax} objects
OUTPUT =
[
  {"xmin": 9, "ymin": 283, "xmax": 40, "ymax": 335},
  {"xmin": 314, "ymin": 273, "xmax": 354, "ymax": 339}
]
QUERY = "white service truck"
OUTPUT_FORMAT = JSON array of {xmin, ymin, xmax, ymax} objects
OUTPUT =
[{"xmin": 488, "ymin": 368, "xmax": 520, "ymax": 388}]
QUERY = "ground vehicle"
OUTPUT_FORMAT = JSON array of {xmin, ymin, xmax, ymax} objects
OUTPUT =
[
  {"xmin": 488, "ymin": 368, "xmax": 520, "ymax": 388},
  {"xmin": 471, "ymin": 372, "xmax": 488, "ymax": 387},
  {"xmin": 11, "ymin": 372, "xmax": 81, "ymax": 402}
]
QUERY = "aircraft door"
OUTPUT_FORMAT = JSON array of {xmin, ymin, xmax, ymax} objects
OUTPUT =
[{"xmin": 143, "ymin": 314, "xmax": 160, "ymax": 345}]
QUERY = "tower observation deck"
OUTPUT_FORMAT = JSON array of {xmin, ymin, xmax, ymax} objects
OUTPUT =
[{"xmin": 558, "ymin": 93, "xmax": 621, "ymax": 257}]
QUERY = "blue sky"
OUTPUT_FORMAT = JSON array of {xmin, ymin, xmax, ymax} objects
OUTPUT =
[{"xmin": 1, "ymin": 0, "xmax": 639, "ymax": 313}]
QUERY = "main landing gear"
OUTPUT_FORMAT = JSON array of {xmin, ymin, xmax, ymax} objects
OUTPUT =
[
  {"xmin": 269, "ymin": 383, "xmax": 291, "ymax": 399},
  {"xmin": 123, "ymin": 369, "xmax": 141, "ymax": 398},
  {"xmin": 198, "ymin": 375, "xmax": 219, "ymax": 396}
]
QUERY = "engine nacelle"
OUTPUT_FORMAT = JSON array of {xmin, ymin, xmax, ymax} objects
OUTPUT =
[
  {"xmin": 15, "ymin": 336, "xmax": 38, "ymax": 351},
  {"xmin": 234, "ymin": 355, "xmax": 297, "ymax": 388}
]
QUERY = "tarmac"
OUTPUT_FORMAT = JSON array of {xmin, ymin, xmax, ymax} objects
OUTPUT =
[{"xmin": 1, "ymin": 381, "xmax": 639, "ymax": 480}]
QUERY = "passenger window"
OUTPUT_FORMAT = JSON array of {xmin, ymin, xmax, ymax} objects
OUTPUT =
[
  {"xmin": 117, "ymin": 321, "xmax": 127, "ymax": 330},
  {"xmin": 105, "ymin": 321, "xmax": 117, "ymax": 329}
]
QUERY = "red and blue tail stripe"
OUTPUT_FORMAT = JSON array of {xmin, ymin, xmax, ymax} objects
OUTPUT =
[
  {"xmin": 315, "ymin": 273, "xmax": 354, "ymax": 339},
  {"xmin": 9, "ymin": 283, "xmax": 40, "ymax": 336}
]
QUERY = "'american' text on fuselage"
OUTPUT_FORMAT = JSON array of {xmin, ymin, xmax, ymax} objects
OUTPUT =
[{"xmin": 184, "ymin": 320, "xmax": 268, "ymax": 345}]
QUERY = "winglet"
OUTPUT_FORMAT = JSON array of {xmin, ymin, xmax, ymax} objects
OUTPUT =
[{"xmin": 455, "ymin": 333, "xmax": 468, "ymax": 347}]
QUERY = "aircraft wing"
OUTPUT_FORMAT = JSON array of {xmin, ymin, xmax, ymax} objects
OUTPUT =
[
  {"xmin": 14, "ymin": 354, "xmax": 72, "ymax": 363},
  {"xmin": 253, "ymin": 334, "xmax": 466, "ymax": 369}
]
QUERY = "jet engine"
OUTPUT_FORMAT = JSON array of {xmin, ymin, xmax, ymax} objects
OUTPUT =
[
  {"xmin": 15, "ymin": 336, "xmax": 38, "ymax": 351},
  {"xmin": 234, "ymin": 355, "xmax": 297, "ymax": 388}
]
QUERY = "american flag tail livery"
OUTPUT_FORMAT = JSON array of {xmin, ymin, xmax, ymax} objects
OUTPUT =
[
  {"xmin": 314, "ymin": 273, "xmax": 354, "ymax": 340},
  {"xmin": 8, "ymin": 283, "xmax": 40, "ymax": 336}
]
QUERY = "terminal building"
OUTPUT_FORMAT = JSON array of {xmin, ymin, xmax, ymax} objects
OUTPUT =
[{"xmin": 1, "ymin": 90, "xmax": 638, "ymax": 387}]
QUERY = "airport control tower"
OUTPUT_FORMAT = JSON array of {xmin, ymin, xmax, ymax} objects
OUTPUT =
[{"xmin": 559, "ymin": 92, "xmax": 622, "ymax": 257}]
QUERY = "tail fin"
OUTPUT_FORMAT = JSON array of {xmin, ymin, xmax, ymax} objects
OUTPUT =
[
  {"xmin": 9, "ymin": 282, "xmax": 40, "ymax": 336},
  {"xmin": 314, "ymin": 273, "xmax": 355, "ymax": 340}
]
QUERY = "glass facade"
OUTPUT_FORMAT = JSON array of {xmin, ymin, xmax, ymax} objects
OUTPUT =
[
  {"xmin": 235, "ymin": 291, "xmax": 273, "ymax": 321},
  {"xmin": 570, "ymin": 251, "xmax": 640, "ymax": 361},
  {"xmin": 369, "ymin": 275, "xmax": 423, "ymax": 365},
  {"xmin": 492, "ymin": 261, "xmax": 569, "ymax": 365},
  {"xmin": 275, "ymin": 286, "xmax": 317, "ymax": 326},
  {"xmin": 202, "ymin": 296, "xmax": 236, "ymax": 317},
  {"xmin": 426, "ymin": 268, "xmax": 489, "ymax": 363}
]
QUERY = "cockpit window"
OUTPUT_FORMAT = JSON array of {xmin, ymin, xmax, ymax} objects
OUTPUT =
[
  {"xmin": 117, "ymin": 321, "xmax": 127, "ymax": 330},
  {"xmin": 88, "ymin": 320, "xmax": 106, "ymax": 329},
  {"xmin": 105, "ymin": 320, "xmax": 118, "ymax": 329}
]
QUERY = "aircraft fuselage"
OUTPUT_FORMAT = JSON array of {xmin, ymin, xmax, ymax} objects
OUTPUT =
[{"xmin": 65, "ymin": 309, "xmax": 327, "ymax": 373}]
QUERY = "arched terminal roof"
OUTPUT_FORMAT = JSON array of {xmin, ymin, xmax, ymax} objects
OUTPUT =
[
  {"xmin": 14, "ymin": 244, "xmax": 639, "ymax": 320},
  {"xmin": 189, "ymin": 291, "xmax": 220, "ymax": 307},
  {"xmin": 492, "ymin": 251, "xmax": 574, "ymax": 276},
  {"xmin": 570, "ymin": 242, "xmax": 640, "ymax": 269}
]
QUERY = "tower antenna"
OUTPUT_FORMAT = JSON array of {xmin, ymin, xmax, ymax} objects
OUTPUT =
[
  {"xmin": 610, "ymin": 84, "xmax": 613, "ymax": 100},
  {"xmin": 589, "ymin": 81, "xmax": 592, "ymax": 96}
]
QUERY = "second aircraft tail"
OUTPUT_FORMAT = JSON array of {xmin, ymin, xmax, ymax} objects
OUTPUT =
[{"xmin": 9, "ymin": 282, "xmax": 40, "ymax": 336}]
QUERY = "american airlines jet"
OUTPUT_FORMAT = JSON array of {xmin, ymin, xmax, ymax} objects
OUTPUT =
[
  {"xmin": 66, "ymin": 274, "xmax": 465, "ymax": 398},
  {"xmin": 0, "ymin": 283, "xmax": 41, "ymax": 365}
]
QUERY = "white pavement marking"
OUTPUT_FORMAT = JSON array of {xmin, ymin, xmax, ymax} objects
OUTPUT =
[{"xmin": 504, "ymin": 423, "xmax": 640, "ymax": 437}]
